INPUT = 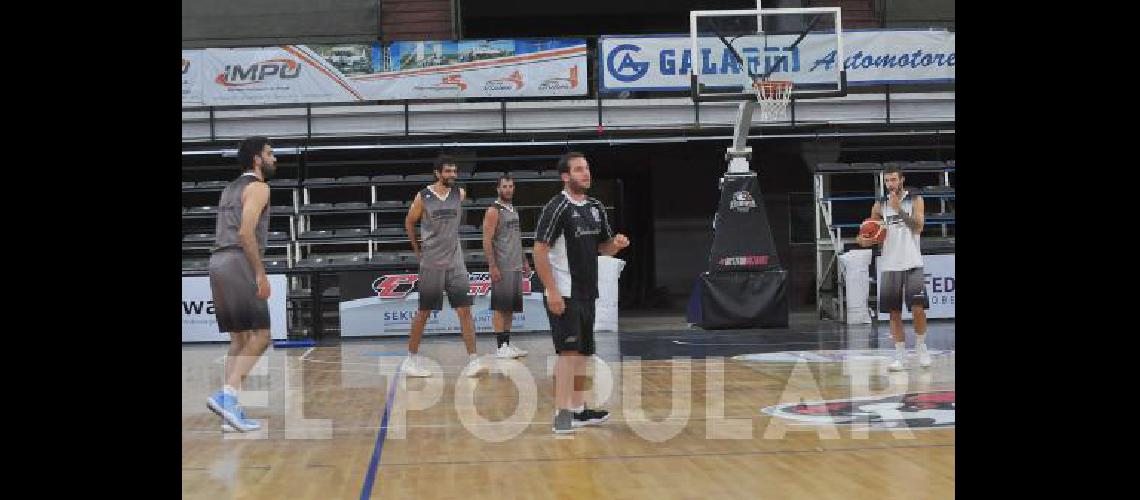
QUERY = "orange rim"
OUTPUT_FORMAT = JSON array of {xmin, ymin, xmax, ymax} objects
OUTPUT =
[{"xmin": 754, "ymin": 80, "xmax": 793, "ymax": 91}]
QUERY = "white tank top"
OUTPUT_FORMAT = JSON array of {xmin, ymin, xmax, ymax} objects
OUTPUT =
[{"xmin": 879, "ymin": 191, "xmax": 924, "ymax": 271}]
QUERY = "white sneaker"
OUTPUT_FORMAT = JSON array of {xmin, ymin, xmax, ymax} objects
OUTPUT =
[
  {"xmin": 887, "ymin": 356, "xmax": 906, "ymax": 372},
  {"xmin": 496, "ymin": 344, "xmax": 519, "ymax": 359},
  {"xmin": 463, "ymin": 355, "xmax": 488, "ymax": 377},
  {"xmin": 508, "ymin": 343, "xmax": 527, "ymax": 357},
  {"xmin": 918, "ymin": 345, "xmax": 932, "ymax": 368},
  {"xmin": 401, "ymin": 355, "xmax": 431, "ymax": 377},
  {"xmin": 220, "ymin": 412, "xmax": 261, "ymax": 433}
]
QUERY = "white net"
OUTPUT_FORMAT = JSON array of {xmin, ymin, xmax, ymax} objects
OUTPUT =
[{"xmin": 754, "ymin": 80, "xmax": 793, "ymax": 121}]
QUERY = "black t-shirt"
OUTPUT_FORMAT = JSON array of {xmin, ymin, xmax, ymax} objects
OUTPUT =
[{"xmin": 534, "ymin": 192, "xmax": 614, "ymax": 300}]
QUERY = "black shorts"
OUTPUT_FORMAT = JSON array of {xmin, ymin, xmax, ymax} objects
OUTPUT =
[
  {"xmin": 490, "ymin": 271, "xmax": 524, "ymax": 313},
  {"xmin": 546, "ymin": 296, "xmax": 596, "ymax": 355},
  {"xmin": 879, "ymin": 267, "xmax": 929, "ymax": 312},
  {"xmin": 418, "ymin": 266, "xmax": 472, "ymax": 311},
  {"xmin": 208, "ymin": 250, "xmax": 270, "ymax": 333}
]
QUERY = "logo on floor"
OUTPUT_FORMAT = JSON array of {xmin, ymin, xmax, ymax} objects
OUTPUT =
[{"xmin": 761, "ymin": 390, "xmax": 955, "ymax": 430}]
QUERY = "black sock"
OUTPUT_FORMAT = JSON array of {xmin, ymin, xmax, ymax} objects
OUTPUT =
[{"xmin": 496, "ymin": 333, "xmax": 509, "ymax": 348}]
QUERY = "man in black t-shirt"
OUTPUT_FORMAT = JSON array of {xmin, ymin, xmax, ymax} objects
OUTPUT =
[{"xmin": 533, "ymin": 151, "xmax": 630, "ymax": 435}]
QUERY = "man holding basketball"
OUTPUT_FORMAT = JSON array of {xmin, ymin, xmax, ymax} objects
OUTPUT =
[{"xmin": 857, "ymin": 164, "xmax": 931, "ymax": 371}]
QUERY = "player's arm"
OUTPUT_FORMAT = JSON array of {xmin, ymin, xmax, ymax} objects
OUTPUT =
[
  {"xmin": 598, "ymin": 237, "xmax": 629, "ymax": 256},
  {"xmin": 901, "ymin": 196, "xmax": 924, "ymax": 233},
  {"xmin": 856, "ymin": 202, "xmax": 882, "ymax": 248},
  {"xmin": 482, "ymin": 206, "xmax": 501, "ymax": 281},
  {"xmin": 405, "ymin": 192, "xmax": 425, "ymax": 258},
  {"xmin": 532, "ymin": 202, "xmax": 564, "ymax": 314},
  {"xmin": 532, "ymin": 241, "xmax": 558, "ymax": 297},
  {"xmin": 238, "ymin": 182, "xmax": 271, "ymax": 297}
]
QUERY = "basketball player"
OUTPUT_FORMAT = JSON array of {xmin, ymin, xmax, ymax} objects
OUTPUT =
[
  {"xmin": 205, "ymin": 136, "xmax": 276, "ymax": 432},
  {"xmin": 482, "ymin": 175, "xmax": 531, "ymax": 359},
  {"xmin": 857, "ymin": 164, "xmax": 931, "ymax": 371},
  {"xmin": 400, "ymin": 155, "xmax": 487, "ymax": 378},
  {"xmin": 533, "ymin": 152, "xmax": 630, "ymax": 434}
]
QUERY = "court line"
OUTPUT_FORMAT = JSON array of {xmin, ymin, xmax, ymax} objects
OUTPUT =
[
  {"xmin": 182, "ymin": 410, "xmax": 957, "ymax": 433},
  {"xmin": 293, "ymin": 359, "xmax": 955, "ymax": 372},
  {"xmin": 668, "ymin": 339, "xmax": 955, "ymax": 347},
  {"xmin": 187, "ymin": 344, "xmax": 955, "ymax": 382},
  {"xmin": 206, "ymin": 343, "xmax": 955, "ymax": 367},
  {"xmin": 265, "ymin": 363, "xmax": 955, "ymax": 379},
  {"xmin": 193, "ymin": 359, "xmax": 956, "ymax": 381},
  {"xmin": 197, "ymin": 349, "xmax": 955, "ymax": 379},
  {"xmin": 358, "ymin": 362, "xmax": 402, "ymax": 500},
  {"xmin": 375, "ymin": 443, "xmax": 956, "ymax": 468},
  {"xmin": 207, "ymin": 354, "xmax": 957, "ymax": 371}
]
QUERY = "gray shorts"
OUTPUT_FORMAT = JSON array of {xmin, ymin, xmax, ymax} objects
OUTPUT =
[
  {"xmin": 208, "ymin": 249, "xmax": 270, "ymax": 333},
  {"xmin": 879, "ymin": 267, "xmax": 929, "ymax": 313},
  {"xmin": 490, "ymin": 271, "xmax": 524, "ymax": 313},
  {"xmin": 418, "ymin": 266, "xmax": 472, "ymax": 311}
]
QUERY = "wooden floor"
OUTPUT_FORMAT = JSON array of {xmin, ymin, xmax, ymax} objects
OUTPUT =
[{"xmin": 182, "ymin": 318, "xmax": 955, "ymax": 499}]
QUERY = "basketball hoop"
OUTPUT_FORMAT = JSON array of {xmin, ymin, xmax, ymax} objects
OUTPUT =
[{"xmin": 753, "ymin": 79, "xmax": 793, "ymax": 121}]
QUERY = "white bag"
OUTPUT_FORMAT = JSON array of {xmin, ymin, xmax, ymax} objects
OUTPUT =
[
  {"xmin": 839, "ymin": 249, "xmax": 873, "ymax": 324},
  {"xmin": 594, "ymin": 256, "xmax": 626, "ymax": 332}
]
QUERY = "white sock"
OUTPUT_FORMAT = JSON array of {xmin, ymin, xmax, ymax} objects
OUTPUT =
[
  {"xmin": 223, "ymin": 385, "xmax": 238, "ymax": 396},
  {"xmin": 916, "ymin": 334, "xmax": 927, "ymax": 348},
  {"xmin": 572, "ymin": 404, "xmax": 585, "ymax": 413},
  {"xmin": 895, "ymin": 342, "xmax": 906, "ymax": 359}
]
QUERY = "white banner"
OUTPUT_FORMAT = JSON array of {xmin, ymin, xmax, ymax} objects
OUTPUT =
[
  {"xmin": 182, "ymin": 274, "xmax": 289, "ymax": 342},
  {"xmin": 202, "ymin": 45, "xmax": 364, "ymax": 105},
  {"xmin": 350, "ymin": 54, "xmax": 586, "ymax": 100},
  {"xmin": 339, "ymin": 271, "xmax": 550, "ymax": 336},
  {"xmin": 187, "ymin": 43, "xmax": 588, "ymax": 106},
  {"xmin": 876, "ymin": 254, "xmax": 955, "ymax": 320},
  {"xmin": 181, "ymin": 50, "xmax": 204, "ymax": 106},
  {"xmin": 599, "ymin": 30, "xmax": 955, "ymax": 91}
]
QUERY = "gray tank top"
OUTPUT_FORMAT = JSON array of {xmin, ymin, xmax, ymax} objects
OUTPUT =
[
  {"xmin": 419, "ymin": 185, "xmax": 464, "ymax": 269},
  {"xmin": 491, "ymin": 201, "xmax": 524, "ymax": 271},
  {"xmin": 214, "ymin": 173, "xmax": 269, "ymax": 256}
]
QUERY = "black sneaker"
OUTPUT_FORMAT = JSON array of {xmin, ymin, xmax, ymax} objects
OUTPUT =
[
  {"xmin": 572, "ymin": 408, "xmax": 610, "ymax": 427},
  {"xmin": 553, "ymin": 409, "xmax": 575, "ymax": 434}
]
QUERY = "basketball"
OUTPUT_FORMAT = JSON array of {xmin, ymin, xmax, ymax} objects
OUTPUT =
[{"xmin": 859, "ymin": 218, "xmax": 886, "ymax": 244}]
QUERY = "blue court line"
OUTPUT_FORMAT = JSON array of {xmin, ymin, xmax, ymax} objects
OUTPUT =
[
  {"xmin": 359, "ymin": 363, "xmax": 402, "ymax": 499},
  {"xmin": 273, "ymin": 339, "xmax": 317, "ymax": 348}
]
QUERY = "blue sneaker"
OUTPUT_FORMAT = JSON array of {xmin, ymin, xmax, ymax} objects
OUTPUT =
[{"xmin": 207, "ymin": 391, "xmax": 259, "ymax": 432}]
